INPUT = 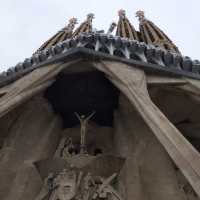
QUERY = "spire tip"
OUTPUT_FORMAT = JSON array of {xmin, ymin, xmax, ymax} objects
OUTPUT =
[
  {"xmin": 87, "ymin": 13, "xmax": 95, "ymax": 19},
  {"xmin": 68, "ymin": 17, "xmax": 78, "ymax": 25},
  {"xmin": 118, "ymin": 9, "xmax": 126, "ymax": 19},
  {"xmin": 136, "ymin": 10, "xmax": 145, "ymax": 21}
]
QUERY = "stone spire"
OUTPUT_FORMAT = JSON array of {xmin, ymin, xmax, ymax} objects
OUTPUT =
[
  {"xmin": 136, "ymin": 10, "xmax": 180, "ymax": 54},
  {"xmin": 116, "ymin": 9, "xmax": 139, "ymax": 40},
  {"xmin": 35, "ymin": 17, "xmax": 78, "ymax": 53},
  {"xmin": 72, "ymin": 13, "xmax": 95, "ymax": 37}
]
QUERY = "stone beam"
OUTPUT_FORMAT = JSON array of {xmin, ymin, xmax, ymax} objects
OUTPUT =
[
  {"xmin": 146, "ymin": 75, "xmax": 187, "ymax": 85},
  {"xmin": 0, "ymin": 60, "xmax": 80, "ymax": 119},
  {"xmin": 94, "ymin": 60, "xmax": 200, "ymax": 197}
]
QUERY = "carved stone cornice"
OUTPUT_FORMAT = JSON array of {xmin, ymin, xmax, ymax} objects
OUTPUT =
[{"xmin": 0, "ymin": 33, "xmax": 200, "ymax": 88}]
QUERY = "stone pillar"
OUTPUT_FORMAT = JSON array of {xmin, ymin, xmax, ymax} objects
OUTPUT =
[
  {"xmin": 114, "ymin": 94, "xmax": 186, "ymax": 200},
  {"xmin": 0, "ymin": 95, "xmax": 62, "ymax": 200},
  {"xmin": 114, "ymin": 95, "xmax": 146, "ymax": 200}
]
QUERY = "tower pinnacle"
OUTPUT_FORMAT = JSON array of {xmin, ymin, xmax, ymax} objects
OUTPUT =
[
  {"xmin": 73, "ymin": 13, "xmax": 95, "ymax": 37},
  {"xmin": 116, "ymin": 9, "xmax": 139, "ymax": 40},
  {"xmin": 118, "ymin": 9, "xmax": 126, "ymax": 19},
  {"xmin": 136, "ymin": 10, "xmax": 180, "ymax": 54},
  {"xmin": 136, "ymin": 10, "xmax": 145, "ymax": 22},
  {"xmin": 63, "ymin": 17, "xmax": 78, "ymax": 32}
]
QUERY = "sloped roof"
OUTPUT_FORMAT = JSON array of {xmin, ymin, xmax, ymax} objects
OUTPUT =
[{"xmin": 0, "ymin": 10, "xmax": 200, "ymax": 88}]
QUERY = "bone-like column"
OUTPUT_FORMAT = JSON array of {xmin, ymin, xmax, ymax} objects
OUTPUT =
[
  {"xmin": 0, "ymin": 95, "xmax": 62, "ymax": 200},
  {"xmin": 0, "ymin": 61, "xmax": 80, "ymax": 119},
  {"xmin": 94, "ymin": 61, "xmax": 200, "ymax": 197},
  {"xmin": 113, "ymin": 108, "xmax": 146, "ymax": 200},
  {"xmin": 114, "ymin": 94, "xmax": 186, "ymax": 200}
]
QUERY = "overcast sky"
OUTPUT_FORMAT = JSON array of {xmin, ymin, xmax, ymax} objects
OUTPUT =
[{"xmin": 0, "ymin": 0, "xmax": 200, "ymax": 71}]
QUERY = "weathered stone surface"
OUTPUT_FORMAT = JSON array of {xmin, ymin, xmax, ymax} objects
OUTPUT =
[
  {"xmin": 5, "ymin": 163, "xmax": 42, "ymax": 200},
  {"xmin": 114, "ymin": 94, "xmax": 187, "ymax": 200},
  {"xmin": 0, "ymin": 95, "xmax": 62, "ymax": 200},
  {"xmin": 0, "ymin": 59, "xmax": 200, "ymax": 200},
  {"xmin": 95, "ymin": 60, "xmax": 200, "ymax": 197}
]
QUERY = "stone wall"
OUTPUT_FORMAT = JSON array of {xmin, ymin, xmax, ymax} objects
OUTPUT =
[
  {"xmin": 0, "ymin": 89, "xmax": 199, "ymax": 200},
  {"xmin": 0, "ymin": 94, "xmax": 62, "ymax": 200},
  {"xmin": 114, "ymin": 94, "xmax": 187, "ymax": 200}
]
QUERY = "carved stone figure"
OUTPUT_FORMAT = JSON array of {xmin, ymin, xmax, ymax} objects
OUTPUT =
[
  {"xmin": 75, "ymin": 111, "xmax": 95, "ymax": 154},
  {"xmin": 35, "ymin": 168, "xmax": 77, "ymax": 200},
  {"xmin": 36, "ymin": 168, "xmax": 123, "ymax": 200},
  {"xmin": 2, "ymin": 6, "xmax": 200, "ymax": 200},
  {"xmin": 57, "ymin": 137, "xmax": 78, "ymax": 159}
]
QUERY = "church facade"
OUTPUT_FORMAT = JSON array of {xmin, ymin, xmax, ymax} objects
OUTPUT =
[{"xmin": 0, "ymin": 10, "xmax": 200, "ymax": 200}]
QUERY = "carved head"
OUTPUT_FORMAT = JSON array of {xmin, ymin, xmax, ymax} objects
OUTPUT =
[
  {"xmin": 54, "ymin": 169, "xmax": 77, "ymax": 200},
  {"xmin": 81, "ymin": 115, "xmax": 85, "ymax": 119}
]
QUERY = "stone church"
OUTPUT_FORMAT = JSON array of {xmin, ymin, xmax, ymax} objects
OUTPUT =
[{"xmin": 0, "ymin": 9, "xmax": 200, "ymax": 200}]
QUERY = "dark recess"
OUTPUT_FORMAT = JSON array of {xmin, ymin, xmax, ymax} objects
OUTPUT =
[{"xmin": 45, "ymin": 71, "xmax": 119, "ymax": 128}]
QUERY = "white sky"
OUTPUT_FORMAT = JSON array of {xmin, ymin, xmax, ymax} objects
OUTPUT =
[{"xmin": 0, "ymin": 0, "xmax": 200, "ymax": 71}]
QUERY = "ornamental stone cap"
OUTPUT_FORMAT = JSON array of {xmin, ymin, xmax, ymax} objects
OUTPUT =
[
  {"xmin": 136, "ymin": 10, "xmax": 145, "ymax": 22},
  {"xmin": 118, "ymin": 9, "xmax": 126, "ymax": 19}
]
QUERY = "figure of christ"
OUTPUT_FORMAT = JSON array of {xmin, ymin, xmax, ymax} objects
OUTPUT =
[{"xmin": 74, "ymin": 111, "xmax": 96, "ymax": 154}]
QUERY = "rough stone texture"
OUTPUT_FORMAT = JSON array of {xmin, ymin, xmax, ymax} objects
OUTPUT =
[
  {"xmin": 96, "ymin": 60, "xmax": 200, "ymax": 197},
  {"xmin": 114, "ymin": 94, "xmax": 187, "ymax": 200},
  {"xmin": 0, "ymin": 59, "xmax": 200, "ymax": 199},
  {"xmin": 149, "ymin": 86, "xmax": 200, "ymax": 125},
  {"xmin": 0, "ymin": 106, "xmax": 22, "ymax": 149},
  {"xmin": 149, "ymin": 86, "xmax": 200, "ymax": 199},
  {"xmin": 0, "ymin": 94, "xmax": 62, "ymax": 200},
  {"xmin": 0, "ymin": 92, "xmax": 198, "ymax": 200},
  {"xmin": 59, "ymin": 122, "xmax": 114, "ymax": 156}
]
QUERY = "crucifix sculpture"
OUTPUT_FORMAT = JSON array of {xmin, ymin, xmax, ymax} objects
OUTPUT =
[{"xmin": 75, "ymin": 111, "xmax": 96, "ymax": 154}]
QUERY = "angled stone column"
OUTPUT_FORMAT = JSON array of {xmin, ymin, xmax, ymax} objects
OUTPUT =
[
  {"xmin": 0, "ymin": 95, "xmax": 62, "ymax": 200},
  {"xmin": 94, "ymin": 60, "xmax": 200, "ymax": 198},
  {"xmin": 114, "ymin": 94, "xmax": 186, "ymax": 200},
  {"xmin": 113, "ymin": 108, "xmax": 145, "ymax": 200}
]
